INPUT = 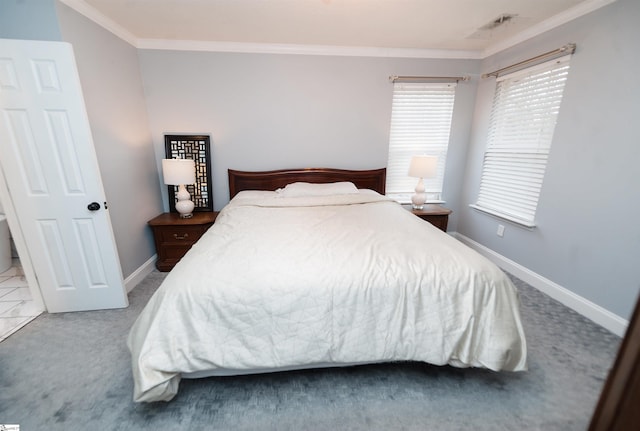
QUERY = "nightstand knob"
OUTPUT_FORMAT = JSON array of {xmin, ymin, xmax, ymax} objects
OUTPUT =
[{"xmin": 173, "ymin": 233, "xmax": 189, "ymax": 240}]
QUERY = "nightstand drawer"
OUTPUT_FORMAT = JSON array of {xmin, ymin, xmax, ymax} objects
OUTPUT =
[
  {"xmin": 403, "ymin": 204, "xmax": 451, "ymax": 232},
  {"xmin": 160, "ymin": 244, "xmax": 194, "ymax": 259},
  {"xmin": 417, "ymin": 214, "xmax": 448, "ymax": 231},
  {"xmin": 148, "ymin": 212, "xmax": 219, "ymax": 271},
  {"xmin": 158, "ymin": 225, "xmax": 207, "ymax": 244}
]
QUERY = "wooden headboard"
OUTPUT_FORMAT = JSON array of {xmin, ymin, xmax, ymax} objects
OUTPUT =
[{"xmin": 228, "ymin": 168, "xmax": 386, "ymax": 198}]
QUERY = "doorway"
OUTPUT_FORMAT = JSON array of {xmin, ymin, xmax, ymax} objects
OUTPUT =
[
  {"xmin": 0, "ymin": 259, "xmax": 42, "ymax": 342},
  {"xmin": 0, "ymin": 193, "xmax": 43, "ymax": 341}
]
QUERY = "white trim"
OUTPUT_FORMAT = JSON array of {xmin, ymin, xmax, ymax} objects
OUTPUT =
[
  {"xmin": 453, "ymin": 232, "xmax": 628, "ymax": 337},
  {"xmin": 136, "ymin": 39, "xmax": 482, "ymax": 59},
  {"xmin": 58, "ymin": 0, "xmax": 138, "ymax": 46},
  {"xmin": 58, "ymin": 0, "xmax": 616, "ymax": 59},
  {"xmin": 469, "ymin": 204, "xmax": 536, "ymax": 229},
  {"xmin": 482, "ymin": 0, "xmax": 618, "ymax": 57},
  {"xmin": 124, "ymin": 254, "xmax": 157, "ymax": 293}
]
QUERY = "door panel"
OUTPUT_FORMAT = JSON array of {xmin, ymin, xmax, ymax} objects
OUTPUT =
[
  {"xmin": 46, "ymin": 110, "xmax": 86, "ymax": 193},
  {"xmin": 73, "ymin": 218, "xmax": 109, "ymax": 287},
  {"xmin": 6, "ymin": 109, "xmax": 49, "ymax": 193},
  {"xmin": 0, "ymin": 38, "xmax": 127, "ymax": 312},
  {"xmin": 37, "ymin": 219, "xmax": 75, "ymax": 289}
]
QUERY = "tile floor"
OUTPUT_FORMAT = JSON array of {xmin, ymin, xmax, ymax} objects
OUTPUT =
[{"xmin": 0, "ymin": 259, "xmax": 42, "ymax": 342}]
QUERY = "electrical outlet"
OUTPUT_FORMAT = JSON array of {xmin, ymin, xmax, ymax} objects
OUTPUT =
[{"xmin": 497, "ymin": 224, "xmax": 505, "ymax": 237}]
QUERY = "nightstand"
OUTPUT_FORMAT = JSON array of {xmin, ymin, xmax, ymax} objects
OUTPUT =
[
  {"xmin": 404, "ymin": 204, "xmax": 452, "ymax": 232},
  {"xmin": 148, "ymin": 212, "xmax": 219, "ymax": 271}
]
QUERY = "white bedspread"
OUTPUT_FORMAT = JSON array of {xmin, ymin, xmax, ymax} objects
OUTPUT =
[{"xmin": 128, "ymin": 191, "xmax": 527, "ymax": 402}]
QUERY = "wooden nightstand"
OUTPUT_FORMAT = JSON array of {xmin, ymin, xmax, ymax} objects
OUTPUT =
[
  {"xmin": 148, "ymin": 212, "xmax": 219, "ymax": 271},
  {"xmin": 405, "ymin": 204, "xmax": 452, "ymax": 232}
]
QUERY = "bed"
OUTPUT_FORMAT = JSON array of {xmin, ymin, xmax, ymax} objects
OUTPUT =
[{"xmin": 128, "ymin": 167, "xmax": 527, "ymax": 402}]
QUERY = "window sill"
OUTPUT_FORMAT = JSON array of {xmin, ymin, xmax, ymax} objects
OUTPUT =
[{"xmin": 469, "ymin": 204, "xmax": 536, "ymax": 229}]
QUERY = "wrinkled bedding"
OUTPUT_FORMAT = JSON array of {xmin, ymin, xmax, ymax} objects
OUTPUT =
[{"xmin": 128, "ymin": 190, "xmax": 527, "ymax": 402}]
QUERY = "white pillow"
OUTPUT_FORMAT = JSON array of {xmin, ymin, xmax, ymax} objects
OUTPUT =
[
  {"xmin": 233, "ymin": 190, "xmax": 278, "ymax": 200},
  {"xmin": 276, "ymin": 181, "xmax": 359, "ymax": 197}
]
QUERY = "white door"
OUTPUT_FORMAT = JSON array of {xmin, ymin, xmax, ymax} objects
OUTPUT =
[{"xmin": 0, "ymin": 39, "xmax": 128, "ymax": 312}]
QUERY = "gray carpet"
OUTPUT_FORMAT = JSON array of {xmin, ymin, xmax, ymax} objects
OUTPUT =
[{"xmin": 0, "ymin": 270, "xmax": 621, "ymax": 430}]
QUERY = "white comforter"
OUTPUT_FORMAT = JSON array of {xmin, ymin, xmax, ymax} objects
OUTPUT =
[{"xmin": 128, "ymin": 191, "xmax": 527, "ymax": 402}]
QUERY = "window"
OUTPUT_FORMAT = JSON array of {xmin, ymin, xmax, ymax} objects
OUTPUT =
[
  {"xmin": 472, "ymin": 56, "xmax": 571, "ymax": 227},
  {"xmin": 385, "ymin": 82, "xmax": 456, "ymax": 203}
]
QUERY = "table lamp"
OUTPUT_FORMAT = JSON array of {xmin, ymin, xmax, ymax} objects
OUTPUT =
[
  {"xmin": 408, "ymin": 155, "xmax": 437, "ymax": 210},
  {"xmin": 162, "ymin": 158, "xmax": 196, "ymax": 218}
]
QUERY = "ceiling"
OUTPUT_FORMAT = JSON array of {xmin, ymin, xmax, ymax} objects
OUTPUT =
[{"xmin": 61, "ymin": 0, "xmax": 615, "ymax": 57}]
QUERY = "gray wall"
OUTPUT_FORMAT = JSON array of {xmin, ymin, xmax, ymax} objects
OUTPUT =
[
  {"xmin": 0, "ymin": 0, "xmax": 162, "ymax": 279},
  {"xmin": 458, "ymin": 0, "xmax": 640, "ymax": 319},
  {"xmin": 55, "ymin": 3, "xmax": 163, "ymax": 278},
  {"xmin": 5, "ymin": 0, "xmax": 636, "ymax": 323},
  {"xmin": 0, "ymin": 0, "xmax": 61, "ymax": 41},
  {"xmin": 137, "ymin": 50, "xmax": 479, "ymax": 218}
]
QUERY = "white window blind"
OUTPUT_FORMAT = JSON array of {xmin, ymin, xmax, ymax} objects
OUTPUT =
[
  {"xmin": 473, "ymin": 56, "xmax": 571, "ymax": 227},
  {"xmin": 386, "ymin": 82, "xmax": 456, "ymax": 202}
]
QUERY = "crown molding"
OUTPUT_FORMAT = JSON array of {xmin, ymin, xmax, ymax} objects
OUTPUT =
[
  {"xmin": 58, "ymin": 0, "xmax": 138, "ymax": 46},
  {"xmin": 482, "ymin": 0, "xmax": 617, "ymax": 57},
  {"xmin": 60, "ymin": 0, "xmax": 617, "ymax": 60},
  {"xmin": 136, "ymin": 39, "xmax": 482, "ymax": 59}
]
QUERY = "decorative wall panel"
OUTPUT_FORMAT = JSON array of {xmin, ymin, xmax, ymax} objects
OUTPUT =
[{"xmin": 164, "ymin": 135, "xmax": 213, "ymax": 212}]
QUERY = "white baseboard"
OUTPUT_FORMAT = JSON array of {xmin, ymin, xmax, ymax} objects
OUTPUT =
[
  {"xmin": 124, "ymin": 254, "xmax": 157, "ymax": 293},
  {"xmin": 452, "ymin": 232, "xmax": 628, "ymax": 337}
]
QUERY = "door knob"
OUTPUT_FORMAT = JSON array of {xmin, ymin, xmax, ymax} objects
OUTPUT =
[{"xmin": 87, "ymin": 202, "xmax": 101, "ymax": 211}]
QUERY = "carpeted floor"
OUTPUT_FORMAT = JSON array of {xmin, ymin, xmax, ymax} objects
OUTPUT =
[{"xmin": 0, "ymin": 270, "xmax": 621, "ymax": 430}]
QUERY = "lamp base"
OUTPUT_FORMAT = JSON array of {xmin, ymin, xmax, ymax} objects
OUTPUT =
[
  {"xmin": 175, "ymin": 185, "xmax": 195, "ymax": 218},
  {"xmin": 411, "ymin": 178, "xmax": 427, "ymax": 210},
  {"xmin": 411, "ymin": 199, "xmax": 425, "ymax": 210}
]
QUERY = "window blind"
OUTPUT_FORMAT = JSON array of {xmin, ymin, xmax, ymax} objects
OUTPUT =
[
  {"xmin": 386, "ymin": 82, "xmax": 456, "ymax": 201},
  {"xmin": 473, "ymin": 56, "xmax": 571, "ymax": 226}
]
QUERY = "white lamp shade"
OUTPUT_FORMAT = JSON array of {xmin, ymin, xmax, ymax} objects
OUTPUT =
[
  {"xmin": 162, "ymin": 159, "xmax": 195, "ymax": 185},
  {"xmin": 408, "ymin": 155, "xmax": 437, "ymax": 179}
]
